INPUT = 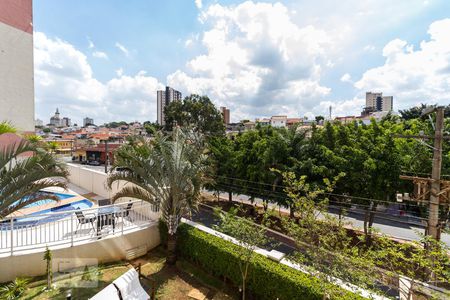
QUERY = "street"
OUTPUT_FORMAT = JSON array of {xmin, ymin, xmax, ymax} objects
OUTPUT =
[{"xmin": 203, "ymin": 191, "xmax": 450, "ymax": 247}]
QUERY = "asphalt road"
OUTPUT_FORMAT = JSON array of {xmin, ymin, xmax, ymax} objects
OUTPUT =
[{"xmin": 203, "ymin": 191, "xmax": 450, "ymax": 247}]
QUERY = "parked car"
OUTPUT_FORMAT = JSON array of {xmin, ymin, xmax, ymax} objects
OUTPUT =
[
  {"xmin": 81, "ymin": 160, "xmax": 88, "ymax": 165},
  {"xmin": 88, "ymin": 160, "xmax": 101, "ymax": 166}
]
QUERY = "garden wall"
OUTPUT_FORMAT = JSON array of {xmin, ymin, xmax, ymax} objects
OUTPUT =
[{"xmin": 0, "ymin": 224, "xmax": 160, "ymax": 283}]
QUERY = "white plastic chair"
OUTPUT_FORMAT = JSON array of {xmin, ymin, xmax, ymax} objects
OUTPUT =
[
  {"xmin": 113, "ymin": 268, "xmax": 150, "ymax": 300},
  {"xmin": 90, "ymin": 283, "xmax": 121, "ymax": 299},
  {"xmin": 90, "ymin": 268, "xmax": 150, "ymax": 300}
]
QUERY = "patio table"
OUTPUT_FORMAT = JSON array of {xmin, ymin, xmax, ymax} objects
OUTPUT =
[{"xmin": 96, "ymin": 206, "xmax": 121, "ymax": 236}]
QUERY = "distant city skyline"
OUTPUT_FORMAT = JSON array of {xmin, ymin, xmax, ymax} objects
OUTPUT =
[{"xmin": 32, "ymin": 1, "xmax": 450, "ymax": 124}]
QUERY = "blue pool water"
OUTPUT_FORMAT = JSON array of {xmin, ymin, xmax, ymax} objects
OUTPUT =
[
  {"xmin": 0, "ymin": 199, "xmax": 94, "ymax": 229},
  {"xmin": 23, "ymin": 192, "xmax": 75, "ymax": 208}
]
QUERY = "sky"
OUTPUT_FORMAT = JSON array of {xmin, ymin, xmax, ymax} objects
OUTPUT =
[{"xmin": 33, "ymin": 0, "xmax": 450, "ymax": 125}]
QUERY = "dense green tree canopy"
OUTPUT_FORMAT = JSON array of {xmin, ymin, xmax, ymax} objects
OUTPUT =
[
  {"xmin": 164, "ymin": 94, "xmax": 225, "ymax": 136},
  {"xmin": 399, "ymin": 103, "xmax": 450, "ymax": 120},
  {"xmin": 207, "ymin": 117, "xmax": 450, "ymax": 237}
]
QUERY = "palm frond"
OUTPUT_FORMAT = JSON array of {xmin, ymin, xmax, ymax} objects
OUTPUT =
[
  {"xmin": 0, "ymin": 139, "xmax": 68, "ymax": 218},
  {"xmin": 109, "ymin": 127, "xmax": 208, "ymax": 233}
]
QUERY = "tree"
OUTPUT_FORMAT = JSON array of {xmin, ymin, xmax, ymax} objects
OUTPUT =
[
  {"xmin": 399, "ymin": 103, "xmax": 450, "ymax": 120},
  {"xmin": 104, "ymin": 121, "xmax": 128, "ymax": 128},
  {"xmin": 143, "ymin": 121, "xmax": 161, "ymax": 135},
  {"xmin": 207, "ymin": 136, "xmax": 237, "ymax": 202},
  {"xmin": 42, "ymin": 128, "xmax": 51, "ymax": 134},
  {"xmin": 0, "ymin": 122, "xmax": 16, "ymax": 135},
  {"xmin": 373, "ymin": 232, "xmax": 450, "ymax": 299},
  {"xmin": 164, "ymin": 94, "xmax": 225, "ymax": 136},
  {"xmin": 25, "ymin": 135, "xmax": 43, "ymax": 145},
  {"xmin": 46, "ymin": 141, "xmax": 59, "ymax": 154},
  {"xmin": 315, "ymin": 115, "xmax": 325, "ymax": 123},
  {"xmin": 43, "ymin": 246, "xmax": 52, "ymax": 290},
  {"xmin": 107, "ymin": 127, "xmax": 208, "ymax": 264},
  {"xmin": 214, "ymin": 207, "xmax": 270, "ymax": 300},
  {"xmin": 0, "ymin": 139, "xmax": 68, "ymax": 218}
]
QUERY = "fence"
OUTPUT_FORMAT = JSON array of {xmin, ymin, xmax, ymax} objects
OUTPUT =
[{"xmin": 0, "ymin": 200, "xmax": 160, "ymax": 256}]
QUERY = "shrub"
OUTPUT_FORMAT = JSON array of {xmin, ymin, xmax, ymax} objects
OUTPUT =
[{"xmin": 173, "ymin": 223, "xmax": 366, "ymax": 300}]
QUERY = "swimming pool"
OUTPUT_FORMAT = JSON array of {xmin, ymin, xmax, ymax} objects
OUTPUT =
[
  {"xmin": 21, "ymin": 192, "xmax": 75, "ymax": 208},
  {"xmin": 1, "ymin": 199, "xmax": 94, "ymax": 229}
]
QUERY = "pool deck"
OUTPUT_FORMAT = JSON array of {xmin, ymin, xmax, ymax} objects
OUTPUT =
[{"xmin": 8, "ymin": 183, "xmax": 102, "ymax": 218}]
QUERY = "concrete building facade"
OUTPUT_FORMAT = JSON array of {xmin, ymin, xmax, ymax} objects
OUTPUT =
[
  {"xmin": 220, "ymin": 106, "xmax": 230, "ymax": 124},
  {"xmin": 270, "ymin": 116, "xmax": 288, "ymax": 128},
  {"xmin": 364, "ymin": 92, "xmax": 393, "ymax": 114},
  {"xmin": 157, "ymin": 86, "xmax": 182, "ymax": 126},
  {"xmin": 83, "ymin": 117, "xmax": 94, "ymax": 127},
  {"xmin": 49, "ymin": 108, "xmax": 61, "ymax": 127},
  {"xmin": 0, "ymin": 0, "xmax": 35, "ymax": 132}
]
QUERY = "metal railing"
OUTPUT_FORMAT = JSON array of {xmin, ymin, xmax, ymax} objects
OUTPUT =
[{"xmin": 0, "ymin": 200, "xmax": 160, "ymax": 256}]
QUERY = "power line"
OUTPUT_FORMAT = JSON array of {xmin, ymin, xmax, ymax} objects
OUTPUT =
[
  {"xmin": 211, "ymin": 182, "xmax": 431, "ymax": 225},
  {"xmin": 400, "ymin": 170, "xmax": 450, "ymax": 178},
  {"xmin": 212, "ymin": 175, "xmax": 441, "ymax": 208}
]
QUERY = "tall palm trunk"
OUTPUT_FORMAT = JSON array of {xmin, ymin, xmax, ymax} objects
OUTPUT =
[{"xmin": 167, "ymin": 233, "xmax": 177, "ymax": 265}]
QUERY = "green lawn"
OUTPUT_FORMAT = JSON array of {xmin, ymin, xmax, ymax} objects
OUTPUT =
[{"xmin": 14, "ymin": 246, "xmax": 238, "ymax": 299}]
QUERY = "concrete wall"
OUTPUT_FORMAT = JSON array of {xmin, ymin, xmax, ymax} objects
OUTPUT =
[
  {"xmin": 0, "ymin": 224, "xmax": 160, "ymax": 283},
  {"xmin": 0, "ymin": 0, "xmax": 34, "ymax": 132},
  {"xmin": 67, "ymin": 163, "xmax": 129, "ymax": 202}
]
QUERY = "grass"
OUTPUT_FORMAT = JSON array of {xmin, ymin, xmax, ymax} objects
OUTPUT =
[{"xmin": 11, "ymin": 246, "xmax": 238, "ymax": 299}]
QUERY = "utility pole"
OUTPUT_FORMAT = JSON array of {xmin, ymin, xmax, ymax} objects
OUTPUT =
[
  {"xmin": 104, "ymin": 139, "xmax": 109, "ymax": 174},
  {"xmin": 428, "ymin": 107, "xmax": 444, "ymax": 240},
  {"xmin": 396, "ymin": 106, "xmax": 448, "ymax": 241}
]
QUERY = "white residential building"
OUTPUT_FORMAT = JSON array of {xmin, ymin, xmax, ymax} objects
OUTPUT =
[
  {"xmin": 270, "ymin": 116, "xmax": 288, "ymax": 128},
  {"xmin": 365, "ymin": 92, "xmax": 393, "ymax": 113}
]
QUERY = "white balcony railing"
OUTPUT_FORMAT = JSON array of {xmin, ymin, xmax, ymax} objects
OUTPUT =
[{"xmin": 0, "ymin": 200, "xmax": 160, "ymax": 256}]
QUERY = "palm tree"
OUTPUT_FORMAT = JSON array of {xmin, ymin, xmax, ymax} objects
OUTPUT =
[
  {"xmin": 0, "ymin": 122, "xmax": 17, "ymax": 135},
  {"xmin": 0, "ymin": 139, "xmax": 69, "ymax": 218},
  {"xmin": 46, "ymin": 141, "xmax": 59, "ymax": 154},
  {"xmin": 107, "ymin": 128, "xmax": 208, "ymax": 264}
]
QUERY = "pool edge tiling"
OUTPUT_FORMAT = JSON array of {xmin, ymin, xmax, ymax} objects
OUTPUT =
[{"xmin": 9, "ymin": 191, "xmax": 95, "ymax": 218}]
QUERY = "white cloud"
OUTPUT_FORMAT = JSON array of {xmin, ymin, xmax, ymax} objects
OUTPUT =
[
  {"xmin": 318, "ymin": 98, "xmax": 364, "ymax": 118},
  {"xmin": 355, "ymin": 18, "xmax": 450, "ymax": 109},
  {"xmin": 92, "ymin": 51, "xmax": 108, "ymax": 59},
  {"xmin": 115, "ymin": 68, "xmax": 124, "ymax": 77},
  {"xmin": 195, "ymin": 0, "xmax": 202, "ymax": 9},
  {"xmin": 168, "ymin": 1, "xmax": 334, "ymax": 122},
  {"xmin": 115, "ymin": 42, "xmax": 130, "ymax": 57},
  {"xmin": 34, "ymin": 32, "xmax": 164, "ymax": 124},
  {"xmin": 340, "ymin": 73, "xmax": 352, "ymax": 83},
  {"xmin": 87, "ymin": 37, "xmax": 94, "ymax": 49},
  {"xmin": 363, "ymin": 44, "xmax": 375, "ymax": 52}
]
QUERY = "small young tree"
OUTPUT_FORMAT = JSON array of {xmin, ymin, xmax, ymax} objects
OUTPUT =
[
  {"xmin": 0, "ymin": 278, "xmax": 29, "ymax": 300},
  {"xmin": 276, "ymin": 170, "xmax": 376, "ymax": 298},
  {"xmin": 214, "ymin": 207, "xmax": 270, "ymax": 300},
  {"xmin": 43, "ymin": 246, "xmax": 52, "ymax": 290},
  {"xmin": 373, "ymin": 232, "xmax": 450, "ymax": 299}
]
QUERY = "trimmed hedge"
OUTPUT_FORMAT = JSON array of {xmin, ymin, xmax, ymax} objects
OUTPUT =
[{"xmin": 159, "ymin": 221, "xmax": 367, "ymax": 300}]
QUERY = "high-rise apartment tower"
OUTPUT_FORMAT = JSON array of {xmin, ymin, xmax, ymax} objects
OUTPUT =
[
  {"xmin": 364, "ymin": 92, "xmax": 393, "ymax": 114},
  {"xmin": 220, "ymin": 107, "xmax": 230, "ymax": 124},
  {"xmin": 157, "ymin": 86, "xmax": 182, "ymax": 126}
]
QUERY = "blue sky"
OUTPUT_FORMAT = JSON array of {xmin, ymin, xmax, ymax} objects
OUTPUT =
[{"xmin": 33, "ymin": 0, "xmax": 450, "ymax": 125}]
